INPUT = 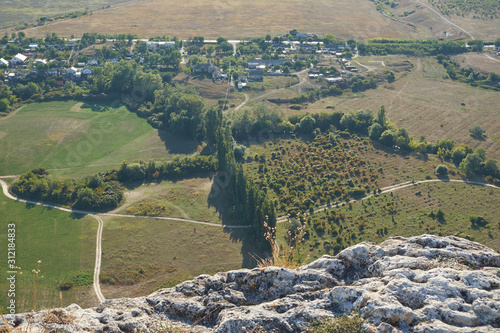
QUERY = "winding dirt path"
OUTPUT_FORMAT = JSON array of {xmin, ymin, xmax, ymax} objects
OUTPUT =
[
  {"xmin": 90, "ymin": 214, "xmax": 105, "ymax": 303},
  {"xmin": 414, "ymin": 0, "xmax": 474, "ymax": 40},
  {"xmin": 0, "ymin": 178, "xmax": 252, "ymax": 305},
  {"xmin": 388, "ymin": 57, "xmax": 421, "ymax": 112},
  {"xmin": 234, "ymin": 93, "xmax": 249, "ymax": 111}
]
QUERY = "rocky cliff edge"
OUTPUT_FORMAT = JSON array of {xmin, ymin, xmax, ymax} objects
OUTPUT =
[{"xmin": 3, "ymin": 235, "xmax": 500, "ymax": 332}]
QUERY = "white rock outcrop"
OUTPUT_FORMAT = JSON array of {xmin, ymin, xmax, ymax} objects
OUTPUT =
[{"xmin": 3, "ymin": 235, "xmax": 500, "ymax": 332}]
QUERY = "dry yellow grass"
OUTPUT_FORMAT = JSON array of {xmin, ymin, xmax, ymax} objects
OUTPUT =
[
  {"xmin": 24, "ymin": 0, "xmax": 408, "ymax": 40},
  {"xmin": 293, "ymin": 56, "xmax": 500, "ymax": 160}
]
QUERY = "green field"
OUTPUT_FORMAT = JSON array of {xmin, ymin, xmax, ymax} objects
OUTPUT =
[
  {"xmin": 99, "ymin": 216, "xmax": 251, "ymax": 299},
  {"xmin": 0, "ymin": 190, "xmax": 97, "ymax": 313},
  {"xmin": 277, "ymin": 181, "xmax": 500, "ymax": 263},
  {"xmin": 115, "ymin": 177, "xmax": 221, "ymax": 223},
  {"xmin": 0, "ymin": 101, "xmax": 196, "ymax": 178}
]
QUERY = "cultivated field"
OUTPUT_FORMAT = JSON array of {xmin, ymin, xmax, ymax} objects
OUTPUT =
[
  {"xmin": 0, "ymin": 190, "xmax": 97, "ymax": 312},
  {"xmin": 99, "ymin": 216, "xmax": 251, "ymax": 298},
  {"xmin": 0, "ymin": 101, "xmax": 197, "ymax": 178},
  {"xmin": 14, "ymin": 0, "xmax": 498, "ymax": 40},
  {"xmin": 23, "ymin": 0, "xmax": 408, "ymax": 40}
]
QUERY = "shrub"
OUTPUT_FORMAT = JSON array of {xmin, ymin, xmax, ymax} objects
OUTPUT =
[
  {"xmin": 469, "ymin": 125, "xmax": 485, "ymax": 138},
  {"xmin": 436, "ymin": 165, "xmax": 448, "ymax": 176},
  {"xmin": 307, "ymin": 313, "xmax": 366, "ymax": 333}
]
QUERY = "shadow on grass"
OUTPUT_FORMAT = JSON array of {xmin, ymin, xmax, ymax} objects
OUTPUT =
[
  {"xmin": 70, "ymin": 212, "xmax": 86, "ymax": 220},
  {"xmin": 81, "ymin": 102, "xmax": 111, "ymax": 113},
  {"xmin": 157, "ymin": 130, "xmax": 199, "ymax": 155},
  {"xmin": 470, "ymin": 134, "xmax": 486, "ymax": 141},
  {"xmin": 207, "ymin": 175, "xmax": 261, "ymax": 269}
]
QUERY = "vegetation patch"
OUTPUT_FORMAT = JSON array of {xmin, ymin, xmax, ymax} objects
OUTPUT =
[
  {"xmin": 307, "ymin": 313, "xmax": 366, "ymax": 333},
  {"xmin": 126, "ymin": 202, "xmax": 166, "ymax": 216},
  {"xmin": 428, "ymin": 0, "xmax": 500, "ymax": 19}
]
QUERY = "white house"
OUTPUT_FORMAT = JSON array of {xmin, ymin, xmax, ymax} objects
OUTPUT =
[
  {"xmin": 10, "ymin": 53, "xmax": 28, "ymax": 65},
  {"xmin": 82, "ymin": 68, "xmax": 93, "ymax": 75},
  {"xmin": 87, "ymin": 59, "xmax": 99, "ymax": 66},
  {"xmin": 29, "ymin": 43, "xmax": 38, "ymax": 49},
  {"xmin": 0, "ymin": 58, "xmax": 9, "ymax": 67}
]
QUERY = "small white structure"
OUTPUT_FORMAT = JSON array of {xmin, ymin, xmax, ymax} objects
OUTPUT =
[
  {"xmin": 147, "ymin": 41, "xmax": 175, "ymax": 50},
  {"xmin": 34, "ymin": 59, "xmax": 47, "ymax": 65},
  {"xmin": 10, "ymin": 53, "xmax": 28, "ymax": 65},
  {"xmin": 0, "ymin": 58, "xmax": 9, "ymax": 67},
  {"xmin": 87, "ymin": 59, "xmax": 99, "ymax": 66},
  {"xmin": 29, "ymin": 43, "xmax": 38, "ymax": 49},
  {"xmin": 326, "ymin": 77, "xmax": 343, "ymax": 84}
]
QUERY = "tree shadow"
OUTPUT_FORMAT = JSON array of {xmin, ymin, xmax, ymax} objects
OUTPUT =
[
  {"xmin": 81, "ymin": 102, "xmax": 110, "ymax": 113},
  {"xmin": 470, "ymin": 134, "xmax": 486, "ymax": 141},
  {"xmin": 207, "ymin": 173, "xmax": 261, "ymax": 269},
  {"xmin": 157, "ymin": 130, "xmax": 199, "ymax": 155},
  {"xmin": 70, "ymin": 212, "xmax": 86, "ymax": 220},
  {"xmin": 436, "ymin": 174, "xmax": 450, "ymax": 181},
  {"xmin": 24, "ymin": 202, "xmax": 36, "ymax": 209},
  {"xmin": 222, "ymin": 228, "xmax": 261, "ymax": 269}
]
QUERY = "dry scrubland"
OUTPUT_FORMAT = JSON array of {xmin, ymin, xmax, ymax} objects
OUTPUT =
[
  {"xmin": 0, "ymin": 0, "xmax": 125, "ymax": 29},
  {"xmin": 276, "ymin": 181, "xmax": 500, "ymax": 262},
  {"xmin": 283, "ymin": 56, "xmax": 500, "ymax": 160}
]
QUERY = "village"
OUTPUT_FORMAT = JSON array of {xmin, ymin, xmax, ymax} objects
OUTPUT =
[{"xmin": 0, "ymin": 31, "xmax": 361, "ymax": 93}]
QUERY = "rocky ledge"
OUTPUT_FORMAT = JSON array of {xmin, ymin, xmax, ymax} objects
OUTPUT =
[{"xmin": 4, "ymin": 235, "xmax": 500, "ymax": 332}]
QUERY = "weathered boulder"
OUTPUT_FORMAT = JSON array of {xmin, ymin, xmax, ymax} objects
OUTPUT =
[{"xmin": 3, "ymin": 235, "xmax": 499, "ymax": 332}]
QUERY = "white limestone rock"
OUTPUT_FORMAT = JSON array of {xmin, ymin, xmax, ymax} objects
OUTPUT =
[{"xmin": 2, "ymin": 235, "xmax": 499, "ymax": 333}]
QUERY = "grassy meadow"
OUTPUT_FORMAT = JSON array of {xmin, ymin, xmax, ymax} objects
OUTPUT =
[
  {"xmin": 0, "ymin": 190, "xmax": 97, "ymax": 313},
  {"xmin": 99, "ymin": 215, "xmax": 251, "ymax": 298},
  {"xmin": 114, "ymin": 177, "xmax": 221, "ymax": 223},
  {"xmin": 0, "ymin": 100, "xmax": 198, "ymax": 178}
]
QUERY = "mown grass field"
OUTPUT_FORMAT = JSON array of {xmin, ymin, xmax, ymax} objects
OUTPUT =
[
  {"xmin": 0, "ymin": 101, "xmax": 197, "ymax": 178},
  {"xmin": 276, "ymin": 181, "xmax": 500, "ymax": 263},
  {"xmin": 99, "ymin": 215, "xmax": 250, "ymax": 298},
  {"xmin": 0, "ymin": 190, "xmax": 97, "ymax": 313}
]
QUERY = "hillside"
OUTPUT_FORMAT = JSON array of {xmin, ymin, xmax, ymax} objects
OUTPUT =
[
  {"xmin": 3, "ymin": 235, "xmax": 500, "ymax": 332},
  {"xmin": 10, "ymin": 0, "xmax": 496, "ymax": 40}
]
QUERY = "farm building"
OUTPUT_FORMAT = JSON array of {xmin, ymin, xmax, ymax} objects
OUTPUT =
[
  {"xmin": 10, "ymin": 53, "xmax": 27, "ymax": 65},
  {"xmin": 248, "ymin": 69, "xmax": 264, "ymax": 81}
]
